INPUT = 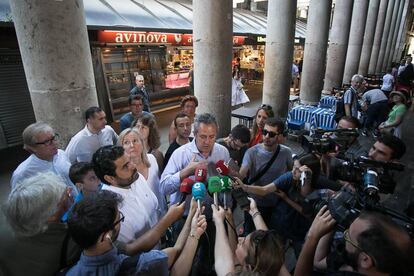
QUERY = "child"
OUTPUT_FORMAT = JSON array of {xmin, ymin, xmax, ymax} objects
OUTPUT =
[{"xmin": 61, "ymin": 162, "xmax": 102, "ymax": 221}]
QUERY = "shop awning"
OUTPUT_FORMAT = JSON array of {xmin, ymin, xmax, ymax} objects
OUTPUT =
[{"xmin": 0, "ymin": 0, "xmax": 307, "ymax": 37}]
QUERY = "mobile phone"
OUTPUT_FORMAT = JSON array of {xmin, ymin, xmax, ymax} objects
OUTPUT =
[{"xmin": 231, "ymin": 188, "xmax": 250, "ymax": 209}]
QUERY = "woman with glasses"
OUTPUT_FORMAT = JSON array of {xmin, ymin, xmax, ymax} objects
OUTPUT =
[
  {"xmin": 212, "ymin": 198, "xmax": 290, "ymax": 276},
  {"xmin": 249, "ymin": 104, "xmax": 274, "ymax": 147},
  {"xmin": 132, "ymin": 113, "xmax": 164, "ymax": 172},
  {"xmin": 118, "ymin": 128, "xmax": 167, "ymax": 217}
]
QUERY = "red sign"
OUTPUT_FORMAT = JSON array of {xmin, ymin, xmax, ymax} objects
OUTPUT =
[{"xmin": 98, "ymin": 31, "xmax": 245, "ymax": 46}]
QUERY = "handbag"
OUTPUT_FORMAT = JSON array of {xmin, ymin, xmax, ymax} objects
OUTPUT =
[{"xmin": 246, "ymin": 145, "xmax": 281, "ymax": 184}]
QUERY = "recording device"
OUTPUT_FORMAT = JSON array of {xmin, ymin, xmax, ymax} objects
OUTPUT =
[
  {"xmin": 231, "ymin": 188, "xmax": 250, "ymax": 209},
  {"xmin": 221, "ymin": 176, "xmax": 232, "ymax": 209},
  {"xmin": 300, "ymin": 171, "xmax": 309, "ymax": 187},
  {"xmin": 194, "ymin": 165, "xmax": 207, "ymax": 183},
  {"xmin": 192, "ymin": 182, "xmax": 206, "ymax": 210},
  {"xmin": 179, "ymin": 178, "xmax": 195, "ymax": 204},
  {"xmin": 207, "ymin": 176, "xmax": 222, "ymax": 207},
  {"xmin": 302, "ymin": 128, "xmax": 359, "ymax": 154},
  {"xmin": 215, "ymin": 160, "xmax": 230, "ymax": 176},
  {"xmin": 336, "ymin": 156, "xmax": 404, "ymax": 196}
]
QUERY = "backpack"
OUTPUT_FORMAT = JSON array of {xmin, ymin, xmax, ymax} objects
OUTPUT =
[{"xmin": 335, "ymin": 88, "xmax": 355, "ymax": 122}]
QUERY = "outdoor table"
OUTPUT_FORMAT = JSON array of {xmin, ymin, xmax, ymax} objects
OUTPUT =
[{"xmin": 231, "ymin": 107, "xmax": 257, "ymax": 128}]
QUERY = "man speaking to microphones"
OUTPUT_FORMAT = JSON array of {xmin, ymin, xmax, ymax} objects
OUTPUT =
[{"xmin": 160, "ymin": 113, "xmax": 230, "ymax": 275}]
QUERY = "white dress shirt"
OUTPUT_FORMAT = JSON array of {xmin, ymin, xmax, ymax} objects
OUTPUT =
[
  {"xmin": 10, "ymin": 149, "xmax": 76, "ymax": 192},
  {"xmin": 65, "ymin": 125, "xmax": 118, "ymax": 164},
  {"xmin": 102, "ymin": 173, "xmax": 159, "ymax": 244}
]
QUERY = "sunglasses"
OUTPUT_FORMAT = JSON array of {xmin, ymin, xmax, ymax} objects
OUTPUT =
[
  {"xmin": 35, "ymin": 133, "xmax": 59, "ymax": 146},
  {"xmin": 262, "ymin": 129, "xmax": 279, "ymax": 138}
]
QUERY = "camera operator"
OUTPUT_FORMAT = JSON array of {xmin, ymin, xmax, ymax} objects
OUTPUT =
[{"xmin": 294, "ymin": 206, "xmax": 413, "ymax": 276}]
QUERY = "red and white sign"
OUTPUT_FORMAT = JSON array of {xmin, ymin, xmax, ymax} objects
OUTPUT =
[{"xmin": 98, "ymin": 31, "xmax": 245, "ymax": 46}]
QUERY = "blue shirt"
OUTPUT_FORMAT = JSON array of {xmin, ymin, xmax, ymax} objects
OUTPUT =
[
  {"xmin": 160, "ymin": 139, "xmax": 230, "ymax": 218},
  {"xmin": 119, "ymin": 111, "xmax": 151, "ymax": 131},
  {"xmin": 66, "ymin": 247, "xmax": 168, "ymax": 276}
]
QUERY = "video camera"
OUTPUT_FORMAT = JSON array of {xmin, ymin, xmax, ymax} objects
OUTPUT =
[
  {"xmin": 336, "ymin": 156, "xmax": 404, "ymax": 196},
  {"xmin": 302, "ymin": 128, "xmax": 359, "ymax": 154}
]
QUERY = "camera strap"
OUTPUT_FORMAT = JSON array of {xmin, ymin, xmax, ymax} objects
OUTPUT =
[{"xmin": 247, "ymin": 145, "xmax": 281, "ymax": 184}]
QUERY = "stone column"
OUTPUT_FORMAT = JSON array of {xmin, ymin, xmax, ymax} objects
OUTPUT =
[
  {"xmin": 394, "ymin": 0, "xmax": 412, "ymax": 61},
  {"xmin": 382, "ymin": 0, "xmax": 402, "ymax": 71},
  {"xmin": 9, "ymin": 0, "xmax": 98, "ymax": 145},
  {"xmin": 391, "ymin": 0, "xmax": 409, "ymax": 62},
  {"xmin": 342, "ymin": 0, "xmax": 369, "ymax": 84},
  {"xmin": 193, "ymin": 0, "xmax": 232, "ymax": 137},
  {"xmin": 369, "ymin": 0, "xmax": 389, "ymax": 74},
  {"xmin": 262, "ymin": 0, "xmax": 297, "ymax": 119},
  {"xmin": 376, "ymin": 0, "xmax": 396, "ymax": 73},
  {"xmin": 300, "ymin": 0, "xmax": 332, "ymax": 105},
  {"xmin": 323, "ymin": 0, "xmax": 354, "ymax": 93},
  {"xmin": 358, "ymin": 0, "xmax": 381, "ymax": 76}
]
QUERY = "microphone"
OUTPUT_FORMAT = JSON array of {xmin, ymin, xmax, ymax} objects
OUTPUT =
[
  {"xmin": 300, "ymin": 171, "xmax": 310, "ymax": 187},
  {"xmin": 194, "ymin": 165, "xmax": 207, "ymax": 183},
  {"xmin": 220, "ymin": 176, "xmax": 232, "ymax": 209},
  {"xmin": 192, "ymin": 182, "xmax": 206, "ymax": 210},
  {"xmin": 215, "ymin": 160, "xmax": 230, "ymax": 176},
  {"xmin": 179, "ymin": 178, "xmax": 195, "ymax": 204},
  {"xmin": 208, "ymin": 176, "xmax": 222, "ymax": 207}
]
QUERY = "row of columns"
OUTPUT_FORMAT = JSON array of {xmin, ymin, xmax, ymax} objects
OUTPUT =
[{"xmin": 300, "ymin": 0, "xmax": 412, "ymax": 108}]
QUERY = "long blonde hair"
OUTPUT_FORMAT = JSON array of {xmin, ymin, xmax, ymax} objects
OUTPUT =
[{"xmin": 118, "ymin": 128, "xmax": 151, "ymax": 168}]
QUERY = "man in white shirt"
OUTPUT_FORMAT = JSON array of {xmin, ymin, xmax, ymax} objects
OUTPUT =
[
  {"xmin": 11, "ymin": 122, "xmax": 75, "ymax": 191},
  {"xmin": 92, "ymin": 145, "xmax": 182, "ymax": 246},
  {"xmin": 381, "ymin": 69, "xmax": 394, "ymax": 97},
  {"xmin": 65, "ymin": 107, "xmax": 118, "ymax": 164}
]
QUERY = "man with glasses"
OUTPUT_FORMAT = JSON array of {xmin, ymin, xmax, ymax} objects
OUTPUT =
[
  {"xmin": 295, "ymin": 206, "xmax": 413, "ymax": 276},
  {"xmin": 239, "ymin": 117, "xmax": 293, "ymax": 233},
  {"xmin": 10, "ymin": 122, "xmax": 76, "ymax": 191},
  {"xmin": 66, "ymin": 106, "xmax": 118, "ymax": 164},
  {"xmin": 216, "ymin": 124, "xmax": 251, "ymax": 166},
  {"xmin": 119, "ymin": 94, "xmax": 151, "ymax": 131}
]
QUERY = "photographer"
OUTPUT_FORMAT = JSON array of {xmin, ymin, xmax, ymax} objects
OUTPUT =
[
  {"xmin": 294, "ymin": 206, "xmax": 413, "ymax": 276},
  {"xmin": 236, "ymin": 153, "xmax": 324, "ymax": 255}
]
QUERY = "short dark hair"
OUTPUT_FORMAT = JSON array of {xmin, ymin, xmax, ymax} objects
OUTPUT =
[
  {"xmin": 69, "ymin": 162, "xmax": 94, "ymax": 184},
  {"xmin": 357, "ymin": 211, "xmax": 412, "ymax": 274},
  {"xmin": 180, "ymin": 95, "xmax": 198, "ymax": 108},
  {"xmin": 339, "ymin": 116, "xmax": 360, "ymax": 128},
  {"xmin": 265, "ymin": 117, "xmax": 285, "ymax": 133},
  {"xmin": 92, "ymin": 146, "xmax": 124, "ymax": 184},
  {"xmin": 174, "ymin": 112, "xmax": 190, "ymax": 127},
  {"xmin": 128, "ymin": 94, "xmax": 143, "ymax": 105},
  {"xmin": 85, "ymin": 106, "xmax": 103, "ymax": 121},
  {"xmin": 68, "ymin": 190, "xmax": 122, "ymax": 249},
  {"xmin": 230, "ymin": 124, "xmax": 251, "ymax": 144},
  {"xmin": 377, "ymin": 133, "xmax": 406, "ymax": 160}
]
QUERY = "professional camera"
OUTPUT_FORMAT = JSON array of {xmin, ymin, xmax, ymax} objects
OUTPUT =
[
  {"xmin": 336, "ymin": 156, "xmax": 404, "ymax": 196},
  {"xmin": 302, "ymin": 128, "xmax": 359, "ymax": 154}
]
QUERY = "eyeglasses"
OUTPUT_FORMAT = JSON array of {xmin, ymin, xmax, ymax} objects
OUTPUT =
[
  {"xmin": 35, "ymin": 133, "xmax": 59, "ymax": 145},
  {"xmin": 262, "ymin": 129, "xmax": 279, "ymax": 138},
  {"xmin": 343, "ymin": 229, "xmax": 363, "ymax": 251},
  {"xmin": 123, "ymin": 139, "xmax": 140, "ymax": 147},
  {"xmin": 101, "ymin": 211, "xmax": 125, "ymax": 242}
]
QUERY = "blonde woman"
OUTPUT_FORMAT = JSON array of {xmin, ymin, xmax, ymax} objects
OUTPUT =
[{"xmin": 118, "ymin": 128, "xmax": 166, "ymax": 217}]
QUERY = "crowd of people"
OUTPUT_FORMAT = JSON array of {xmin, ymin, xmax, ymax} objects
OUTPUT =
[{"xmin": 1, "ymin": 71, "xmax": 414, "ymax": 276}]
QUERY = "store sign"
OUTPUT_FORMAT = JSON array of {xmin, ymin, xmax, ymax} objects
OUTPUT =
[
  {"xmin": 98, "ymin": 31, "xmax": 245, "ymax": 46},
  {"xmin": 257, "ymin": 36, "xmax": 266, "ymax": 43}
]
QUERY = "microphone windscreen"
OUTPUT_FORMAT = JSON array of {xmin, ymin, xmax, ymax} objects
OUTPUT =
[
  {"xmin": 180, "ymin": 178, "xmax": 195, "ymax": 194},
  {"xmin": 208, "ymin": 176, "xmax": 222, "ymax": 194},
  {"xmin": 194, "ymin": 165, "xmax": 207, "ymax": 182},
  {"xmin": 221, "ymin": 176, "xmax": 232, "ymax": 191},
  {"xmin": 192, "ymin": 182, "xmax": 206, "ymax": 201},
  {"xmin": 215, "ymin": 160, "xmax": 229, "ymax": 176}
]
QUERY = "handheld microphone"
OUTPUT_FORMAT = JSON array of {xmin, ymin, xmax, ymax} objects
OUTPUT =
[
  {"xmin": 192, "ymin": 182, "xmax": 206, "ymax": 210},
  {"xmin": 215, "ymin": 160, "xmax": 230, "ymax": 176},
  {"xmin": 194, "ymin": 165, "xmax": 207, "ymax": 183},
  {"xmin": 208, "ymin": 176, "xmax": 222, "ymax": 207},
  {"xmin": 179, "ymin": 178, "xmax": 195, "ymax": 204},
  {"xmin": 220, "ymin": 176, "xmax": 232, "ymax": 209}
]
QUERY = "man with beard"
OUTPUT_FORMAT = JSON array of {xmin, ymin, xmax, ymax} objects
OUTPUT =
[
  {"xmin": 92, "ymin": 145, "xmax": 184, "ymax": 248},
  {"xmin": 294, "ymin": 206, "xmax": 413, "ymax": 276},
  {"xmin": 239, "ymin": 117, "xmax": 293, "ymax": 233}
]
